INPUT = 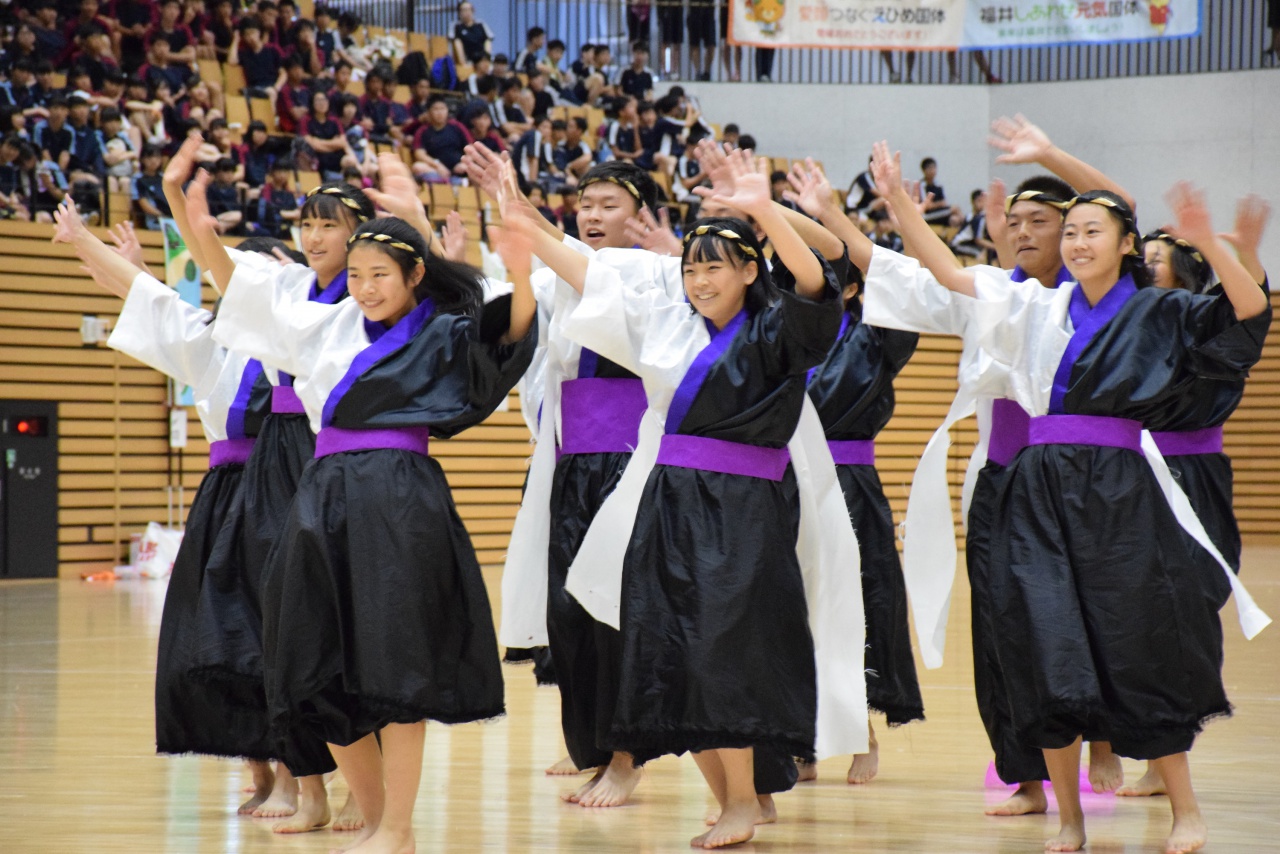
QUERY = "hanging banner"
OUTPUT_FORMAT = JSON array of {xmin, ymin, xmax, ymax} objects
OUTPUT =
[
  {"xmin": 160, "ymin": 218, "xmax": 203, "ymax": 407},
  {"xmin": 728, "ymin": 1, "xmax": 1201, "ymax": 50}
]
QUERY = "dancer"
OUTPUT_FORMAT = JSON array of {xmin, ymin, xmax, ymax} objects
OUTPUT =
[
  {"xmin": 876, "ymin": 143, "xmax": 1270, "ymax": 853},
  {"xmin": 183, "ymin": 175, "xmax": 536, "ymax": 854},
  {"xmin": 516, "ymin": 149, "xmax": 868, "ymax": 848}
]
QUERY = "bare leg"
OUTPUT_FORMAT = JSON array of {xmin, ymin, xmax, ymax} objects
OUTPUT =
[
  {"xmin": 252, "ymin": 763, "xmax": 299, "ymax": 817},
  {"xmin": 1087, "ymin": 741, "xmax": 1124, "ymax": 793},
  {"xmin": 847, "ymin": 721, "xmax": 879, "ymax": 784},
  {"xmin": 239, "ymin": 760, "xmax": 275, "ymax": 814},
  {"xmin": 328, "ymin": 733, "xmax": 385, "ymax": 851},
  {"xmin": 578, "ymin": 751, "xmax": 642, "ymax": 808},
  {"xmin": 1043, "ymin": 739, "xmax": 1086, "ymax": 852},
  {"xmin": 1116, "ymin": 760, "xmax": 1167, "ymax": 797},
  {"xmin": 695, "ymin": 748, "xmax": 758, "ymax": 849},
  {"xmin": 796, "ymin": 759, "xmax": 817, "ymax": 782},
  {"xmin": 985, "ymin": 780, "xmax": 1048, "ymax": 816},
  {"xmin": 1150, "ymin": 753, "xmax": 1207, "ymax": 854},
  {"xmin": 271, "ymin": 774, "xmax": 331, "ymax": 834},
  {"xmin": 545, "ymin": 755, "xmax": 581, "ymax": 776},
  {"xmin": 332, "ymin": 789, "xmax": 366, "ymax": 831},
  {"xmin": 344, "ymin": 722, "xmax": 424, "ymax": 854},
  {"xmin": 691, "ymin": 750, "xmax": 728, "ymax": 847}
]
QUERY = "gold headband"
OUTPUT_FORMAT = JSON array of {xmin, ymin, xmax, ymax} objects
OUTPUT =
[
  {"xmin": 1063, "ymin": 196, "xmax": 1141, "ymax": 255},
  {"xmin": 1148, "ymin": 231, "xmax": 1205, "ymax": 264},
  {"xmin": 682, "ymin": 224, "xmax": 759, "ymax": 259},
  {"xmin": 1004, "ymin": 190, "xmax": 1070, "ymax": 214},
  {"xmin": 347, "ymin": 231, "xmax": 423, "ymax": 263},
  {"xmin": 305, "ymin": 185, "xmax": 370, "ymax": 222},
  {"xmin": 578, "ymin": 174, "xmax": 642, "ymax": 205}
]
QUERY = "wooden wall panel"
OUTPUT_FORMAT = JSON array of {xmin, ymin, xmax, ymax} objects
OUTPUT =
[{"xmin": 2, "ymin": 222, "xmax": 1277, "ymax": 580}]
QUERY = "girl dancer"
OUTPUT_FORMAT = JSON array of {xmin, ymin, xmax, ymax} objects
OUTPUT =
[
  {"xmin": 184, "ymin": 176, "xmax": 537, "ymax": 854},
  {"xmin": 875, "ymin": 143, "xmax": 1270, "ymax": 853},
  {"xmin": 516, "ymin": 150, "xmax": 868, "ymax": 849}
]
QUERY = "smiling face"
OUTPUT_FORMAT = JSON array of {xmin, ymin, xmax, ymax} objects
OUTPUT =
[
  {"xmin": 1006, "ymin": 199, "xmax": 1065, "ymax": 281},
  {"xmin": 1144, "ymin": 239, "xmax": 1177, "ymax": 290},
  {"xmin": 299, "ymin": 210, "xmax": 356, "ymax": 282},
  {"xmin": 682, "ymin": 237, "xmax": 757, "ymax": 330},
  {"xmin": 347, "ymin": 243, "xmax": 421, "ymax": 325},
  {"xmin": 576, "ymin": 182, "xmax": 638, "ymax": 250},
  {"xmin": 1061, "ymin": 204, "xmax": 1132, "ymax": 288}
]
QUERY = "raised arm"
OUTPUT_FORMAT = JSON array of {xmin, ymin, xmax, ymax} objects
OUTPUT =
[
  {"xmin": 462, "ymin": 142, "xmax": 565, "ymax": 242},
  {"xmin": 181, "ymin": 170, "xmax": 237, "ymax": 292},
  {"xmin": 161, "ymin": 133, "xmax": 214, "ymax": 274},
  {"xmin": 990, "ymin": 114, "xmax": 1136, "ymax": 211},
  {"xmin": 873, "ymin": 141, "xmax": 976, "ymax": 297},
  {"xmin": 364, "ymin": 152, "xmax": 445, "ymax": 257},
  {"xmin": 1163, "ymin": 182, "xmax": 1269, "ymax": 321},
  {"xmin": 487, "ymin": 218, "xmax": 537, "ymax": 344},
  {"xmin": 785, "ymin": 158, "xmax": 874, "ymax": 273},
  {"xmin": 1217, "ymin": 194, "xmax": 1271, "ymax": 286},
  {"xmin": 982, "ymin": 177, "xmax": 1017, "ymax": 269},
  {"xmin": 51, "ymin": 199, "xmax": 144, "ymax": 299}
]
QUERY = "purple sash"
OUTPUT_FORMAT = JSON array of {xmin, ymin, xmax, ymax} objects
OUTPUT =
[
  {"xmin": 664, "ymin": 309, "xmax": 748, "ymax": 434},
  {"xmin": 1028, "ymin": 414, "xmax": 1143, "ymax": 454},
  {"xmin": 988, "ymin": 398, "xmax": 1030, "ymax": 467},
  {"xmin": 1050, "ymin": 275, "xmax": 1138, "ymax": 414},
  {"xmin": 807, "ymin": 311, "xmax": 853, "ymax": 385},
  {"xmin": 320, "ymin": 297, "xmax": 437, "ymax": 428},
  {"xmin": 209, "ymin": 438, "xmax": 256, "ymax": 467},
  {"xmin": 558, "ymin": 378, "xmax": 647, "ymax": 455},
  {"xmin": 271, "ymin": 385, "xmax": 305, "ymax": 414},
  {"xmin": 225, "ymin": 359, "xmax": 264, "ymax": 439},
  {"xmin": 828, "ymin": 439, "xmax": 874, "ymax": 465},
  {"xmin": 1151, "ymin": 426, "xmax": 1225, "ymax": 457},
  {"xmin": 314, "ymin": 425, "xmax": 432, "ymax": 459},
  {"xmin": 656, "ymin": 434, "xmax": 791, "ymax": 481}
]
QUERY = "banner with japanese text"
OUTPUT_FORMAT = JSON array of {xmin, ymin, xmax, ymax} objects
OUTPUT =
[{"xmin": 728, "ymin": 1, "xmax": 1201, "ymax": 50}]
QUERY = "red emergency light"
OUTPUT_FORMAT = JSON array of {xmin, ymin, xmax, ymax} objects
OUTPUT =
[{"xmin": 11, "ymin": 417, "xmax": 47, "ymax": 437}]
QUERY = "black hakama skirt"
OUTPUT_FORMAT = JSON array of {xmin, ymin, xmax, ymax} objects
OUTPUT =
[
  {"xmin": 967, "ymin": 461, "xmax": 1048, "ymax": 784},
  {"xmin": 262, "ymin": 448, "xmax": 505, "ymax": 750},
  {"xmin": 991, "ymin": 445, "xmax": 1230, "ymax": 760},
  {"xmin": 154, "ymin": 462, "xmax": 274, "ymax": 760},
  {"xmin": 607, "ymin": 464, "xmax": 817, "ymax": 764},
  {"xmin": 836, "ymin": 463, "xmax": 924, "ymax": 726},
  {"xmin": 547, "ymin": 450, "xmax": 631, "ymax": 771}
]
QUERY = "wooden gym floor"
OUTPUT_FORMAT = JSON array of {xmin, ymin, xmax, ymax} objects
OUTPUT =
[{"xmin": 1, "ymin": 553, "xmax": 1277, "ymax": 853}]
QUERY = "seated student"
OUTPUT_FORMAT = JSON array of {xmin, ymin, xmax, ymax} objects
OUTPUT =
[
  {"xmin": 29, "ymin": 1, "xmax": 67, "ymax": 64},
  {"xmin": 247, "ymin": 156, "xmax": 298, "ymax": 237},
  {"xmin": 513, "ymin": 114, "xmax": 556, "ymax": 187},
  {"xmin": 553, "ymin": 116, "xmax": 593, "ymax": 185},
  {"xmin": 950, "ymin": 188, "xmax": 993, "ymax": 260},
  {"xmin": 275, "ymin": 55, "xmax": 312, "ymax": 135},
  {"xmin": 206, "ymin": 0, "xmax": 239, "ymax": 64},
  {"xmin": 206, "ymin": 157, "xmax": 243, "ymax": 233},
  {"xmin": 231, "ymin": 19, "xmax": 285, "ymax": 103},
  {"xmin": 492, "ymin": 77, "xmax": 531, "ymax": 143},
  {"xmin": 30, "ymin": 62, "xmax": 60, "ymax": 112},
  {"xmin": 239, "ymin": 120, "xmax": 274, "ymax": 195},
  {"xmin": 526, "ymin": 183, "xmax": 559, "ymax": 225},
  {"xmin": 918, "ymin": 156, "xmax": 962, "ymax": 226},
  {"xmin": 635, "ymin": 99, "xmax": 661, "ymax": 171},
  {"xmin": 772, "ymin": 170, "xmax": 800, "ymax": 212},
  {"xmin": 605, "ymin": 95, "xmax": 643, "ymax": 164},
  {"xmin": 71, "ymin": 24, "xmax": 119, "ymax": 91},
  {"xmin": 358, "ymin": 67, "xmax": 407, "ymax": 145},
  {"xmin": 526, "ymin": 71, "xmax": 555, "ymax": 121},
  {"xmin": 326, "ymin": 60, "xmax": 358, "ymax": 101},
  {"xmin": 720, "ymin": 123, "xmax": 741, "ymax": 150},
  {"xmin": 139, "ymin": 34, "xmax": 193, "ymax": 102},
  {"xmin": 556, "ymin": 189, "xmax": 580, "ymax": 240},
  {"xmin": 298, "ymin": 89, "xmax": 352, "ymax": 177},
  {"xmin": 652, "ymin": 93, "xmax": 688, "ymax": 174},
  {"xmin": 672, "ymin": 146, "xmax": 706, "ymax": 214},
  {"xmin": 33, "ymin": 97, "xmax": 74, "ymax": 177},
  {"xmin": 868, "ymin": 208, "xmax": 902, "ymax": 251},
  {"xmin": 462, "ymin": 105, "xmax": 506, "ymax": 153},
  {"xmin": 462, "ymin": 54, "xmax": 494, "ymax": 98},
  {"xmin": 617, "ymin": 42, "xmax": 656, "ymax": 100},
  {"xmin": 149, "ymin": 0, "xmax": 199, "ymax": 65},
  {"xmin": 402, "ymin": 77, "xmax": 434, "ymax": 137},
  {"xmin": 513, "ymin": 26, "xmax": 544, "ymax": 77},
  {"xmin": 570, "ymin": 44, "xmax": 613, "ymax": 106},
  {"xmin": 2, "ymin": 60, "xmax": 38, "ymax": 115},
  {"xmin": 491, "ymin": 53, "xmax": 515, "ymax": 81},
  {"xmin": 844, "ymin": 155, "xmax": 882, "ymax": 218},
  {"xmin": 97, "ymin": 107, "xmax": 138, "ymax": 192},
  {"xmin": 0, "ymin": 137, "xmax": 37, "ymax": 221},
  {"xmin": 290, "ymin": 19, "xmax": 325, "ymax": 77},
  {"xmin": 132, "ymin": 143, "xmax": 171, "ymax": 229},
  {"xmin": 540, "ymin": 39, "xmax": 569, "ymax": 96},
  {"xmin": 64, "ymin": 95, "xmax": 103, "ymax": 186},
  {"xmin": 411, "ymin": 94, "xmax": 470, "ymax": 181},
  {"xmin": 197, "ymin": 118, "xmax": 243, "ymax": 179}
]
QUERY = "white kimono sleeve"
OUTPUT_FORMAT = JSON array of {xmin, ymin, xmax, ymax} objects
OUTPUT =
[
  {"xmin": 862, "ymin": 245, "xmax": 979, "ymax": 336},
  {"xmin": 107, "ymin": 272, "xmax": 217, "ymax": 388}
]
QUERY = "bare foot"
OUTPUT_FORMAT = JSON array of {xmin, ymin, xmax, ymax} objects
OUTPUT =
[
  {"xmin": 706, "ymin": 794, "xmax": 777, "ymax": 826},
  {"xmin": 238, "ymin": 762, "xmax": 275, "ymax": 815},
  {"xmin": 578, "ymin": 755, "xmax": 641, "ymax": 808},
  {"xmin": 796, "ymin": 760, "xmax": 817, "ymax": 782},
  {"xmin": 331, "ymin": 823, "xmax": 375, "ymax": 853},
  {"xmin": 986, "ymin": 782, "xmax": 1048, "ymax": 816},
  {"xmin": 252, "ymin": 773, "xmax": 299, "ymax": 818},
  {"xmin": 561, "ymin": 767, "xmax": 604, "ymax": 803},
  {"xmin": 1116, "ymin": 766, "xmax": 1167, "ymax": 797},
  {"xmin": 1088, "ymin": 743, "xmax": 1124, "ymax": 793},
  {"xmin": 271, "ymin": 784, "xmax": 331, "ymax": 834},
  {"xmin": 695, "ymin": 799, "xmax": 759, "ymax": 849},
  {"xmin": 1045, "ymin": 820, "xmax": 1086, "ymax": 852},
  {"xmin": 848, "ymin": 731, "xmax": 880, "ymax": 785},
  {"xmin": 342, "ymin": 826, "xmax": 414, "ymax": 854},
  {"xmin": 332, "ymin": 791, "xmax": 365, "ymax": 831},
  {"xmin": 1165, "ymin": 813, "xmax": 1207, "ymax": 854},
  {"xmin": 545, "ymin": 756, "xmax": 581, "ymax": 776}
]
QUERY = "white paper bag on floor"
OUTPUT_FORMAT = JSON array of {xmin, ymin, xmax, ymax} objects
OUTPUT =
[{"xmin": 136, "ymin": 522, "xmax": 183, "ymax": 579}]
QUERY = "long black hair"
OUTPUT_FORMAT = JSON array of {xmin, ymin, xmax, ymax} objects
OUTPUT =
[
  {"xmin": 1065, "ymin": 190, "xmax": 1152, "ymax": 288},
  {"xmin": 681, "ymin": 216, "xmax": 778, "ymax": 315},
  {"xmin": 299, "ymin": 181, "xmax": 375, "ymax": 230},
  {"xmin": 1144, "ymin": 229, "xmax": 1214, "ymax": 293},
  {"xmin": 347, "ymin": 218, "xmax": 484, "ymax": 320}
]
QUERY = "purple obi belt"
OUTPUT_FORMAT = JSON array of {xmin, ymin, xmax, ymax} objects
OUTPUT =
[
  {"xmin": 558, "ymin": 377, "xmax": 648, "ymax": 456},
  {"xmin": 656, "ymin": 434, "xmax": 791, "ymax": 481},
  {"xmin": 209, "ymin": 438, "xmax": 256, "ymax": 467},
  {"xmin": 1027, "ymin": 414, "xmax": 1143, "ymax": 454},
  {"xmin": 1150, "ymin": 426, "xmax": 1224, "ymax": 457},
  {"xmin": 314, "ymin": 426, "xmax": 432, "ymax": 459},
  {"xmin": 272, "ymin": 385, "xmax": 306, "ymax": 414},
  {"xmin": 988, "ymin": 398, "xmax": 1031, "ymax": 467},
  {"xmin": 828, "ymin": 440, "xmax": 874, "ymax": 466}
]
